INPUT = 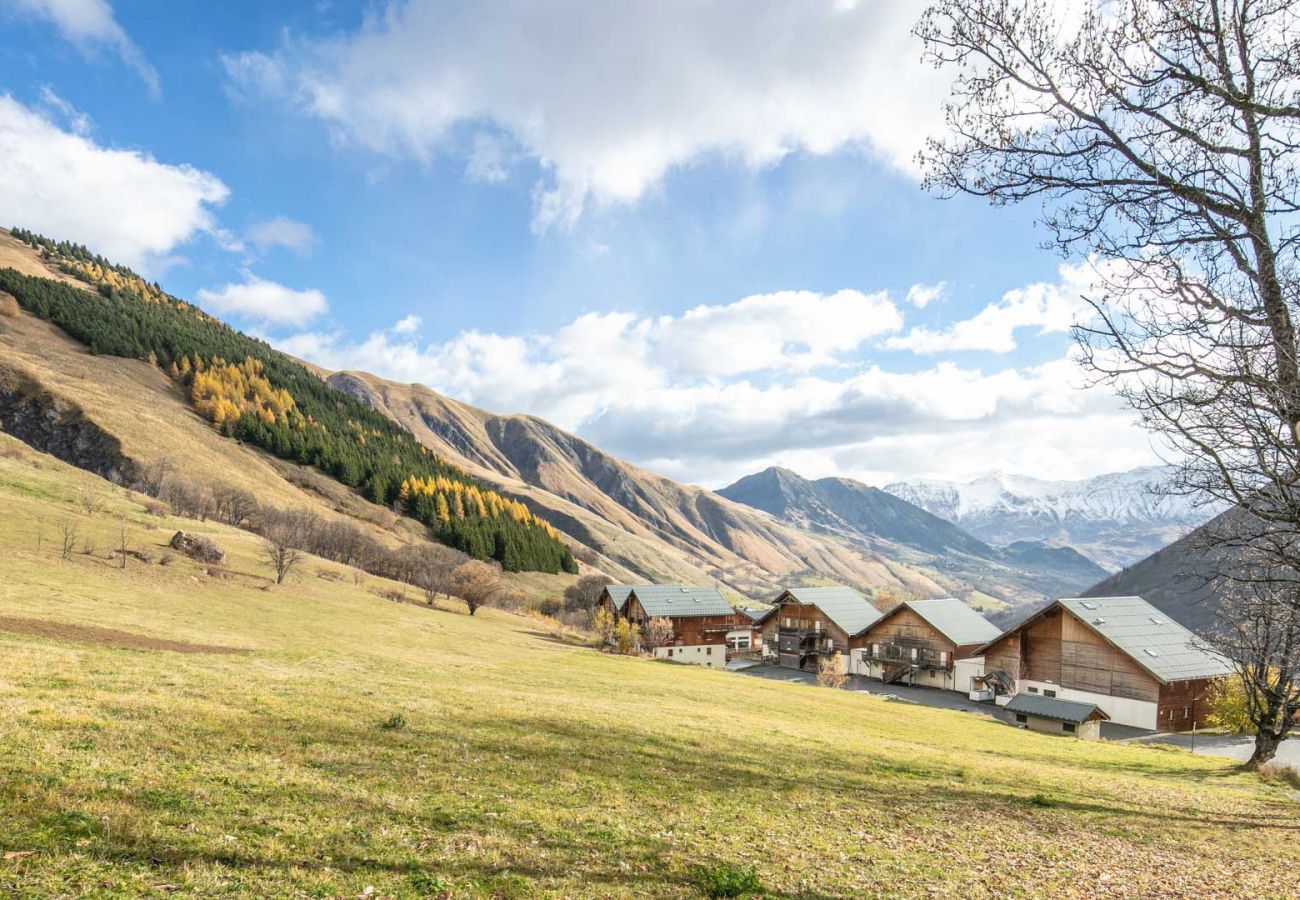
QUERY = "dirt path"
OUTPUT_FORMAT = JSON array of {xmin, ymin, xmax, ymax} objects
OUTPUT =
[{"xmin": 0, "ymin": 616, "xmax": 249, "ymax": 654}]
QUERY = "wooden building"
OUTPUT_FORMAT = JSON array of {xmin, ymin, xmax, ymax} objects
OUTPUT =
[
  {"xmin": 597, "ymin": 585, "xmax": 635, "ymax": 620},
  {"xmin": 973, "ymin": 596, "xmax": 1233, "ymax": 732},
  {"xmin": 849, "ymin": 598, "xmax": 1000, "ymax": 691},
  {"xmin": 619, "ymin": 584, "xmax": 747, "ymax": 668},
  {"xmin": 765, "ymin": 587, "xmax": 882, "ymax": 672},
  {"xmin": 1003, "ymin": 693, "xmax": 1108, "ymax": 741}
]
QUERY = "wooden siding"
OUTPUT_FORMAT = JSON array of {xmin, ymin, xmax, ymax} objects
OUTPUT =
[
  {"xmin": 771, "ymin": 601, "xmax": 851, "ymax": 649},
  {"xmin": 1157, "ymin": 678, "xmax": 1215, "ymax": 732},
  {"xmin": 624, "ymin": 597, "xmax": 742, "ymax": 646},
  {"xmin": 849, "ymin": 607, "xmax": 958, "ymax": 658}
]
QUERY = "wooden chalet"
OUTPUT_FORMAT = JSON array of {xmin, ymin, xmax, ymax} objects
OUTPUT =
[
  {"xmin": 765, "ymin": 587, "xmax": 882, "ymax": 672},
  {"xmin": 973, "ymin": 596, "xmax": 1233, "ymax": 732},
  {"xmin": 849, "ymin": 598, "xmax": 1000, "ymax": 690},
  {"xmin": 597, "ymin": 584, "xmax": 635, "ymax": 620},
  {"xmin": 621, "ymin": 584, "xmax": 748, "ymax": 668}
]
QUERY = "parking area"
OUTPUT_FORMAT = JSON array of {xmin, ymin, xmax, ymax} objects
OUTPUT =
[{"xmin": 734, "ymin": 664, "xmax": 1299, "ymax": 762}]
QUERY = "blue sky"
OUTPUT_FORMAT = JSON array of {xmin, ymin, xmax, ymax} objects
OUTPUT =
[{"xmin": 0, "ymin": 0, "xmax": 1160, "ymax": 487}]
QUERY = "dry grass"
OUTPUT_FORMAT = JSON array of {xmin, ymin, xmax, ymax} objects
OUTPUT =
[{"xmin": 0, "ymin": 436, "xmax": 1297, "ymax": 898}]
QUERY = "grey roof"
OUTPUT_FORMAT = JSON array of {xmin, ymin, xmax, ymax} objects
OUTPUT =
[
  {"xmin": 777, "ymin": 586, "xmax": 882, "ymax": 636},
  {"xmin": 628, "ymin": 584, "xmax": 736, "ymax": 618},
  {"xmin": 603, "ymin": 585, "xmax": 636, "ymax": 612},
  {"xmin": 891, "ymin": 598, "xmax": 1002, "ymax": 646},
  {"xmin": 1057, "ymin": 596, "xmax": 1234, "ymax": 683},
  {"xmin": 1005, "ymin": 692, "xmax": 1108, "ymax": 724},
  {"xmin": 737, "ymin": 606, "xmax": 775, "ymax": 624}
]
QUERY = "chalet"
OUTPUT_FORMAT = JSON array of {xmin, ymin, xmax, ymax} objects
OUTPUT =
[
  {"xmin": 849, "ymin": 598, "xmax": 1001, "ymax": 691},
  {"xmin": 973, "ymin": 595, "xmax": 1233, "ymax": 732},
  {"xmin": 765, "ymin": 587, "xmax": 882, "ymax": 672},
  {"xmin": 597, "ymin": 584, "xmax": 635, "ymax": 619},
  {"xmin": 622, "ymin": 584, "xmax": 747, "ymax": 669},
  {"xmin": 1004, "ymin": 693, "xmax": 1109, "ymax": 741}
]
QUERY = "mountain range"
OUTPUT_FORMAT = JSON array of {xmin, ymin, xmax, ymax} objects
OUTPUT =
[{"xmin": 885, "ymin": 468, "xmax": 1215, "ymax": 572}]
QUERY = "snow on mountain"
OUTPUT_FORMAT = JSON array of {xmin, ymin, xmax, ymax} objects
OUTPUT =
[{"xmin": 884, "ymin": 466, "xmax": 1219, "ymax": 572}]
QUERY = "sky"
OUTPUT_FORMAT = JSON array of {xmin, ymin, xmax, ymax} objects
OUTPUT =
[{"xmin": 0, "ymin": 0, "xmax": 1163, "ymax": 488}]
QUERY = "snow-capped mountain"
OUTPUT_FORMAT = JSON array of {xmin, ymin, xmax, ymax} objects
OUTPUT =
[{"xmin": 884, "ymin": 466, "xmax": 1218, "ymax": 572}]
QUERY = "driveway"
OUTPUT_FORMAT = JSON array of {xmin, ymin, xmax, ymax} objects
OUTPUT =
[{"xmin": 735, "ymin": 665, "xmax": 1300, "ymax": 765}]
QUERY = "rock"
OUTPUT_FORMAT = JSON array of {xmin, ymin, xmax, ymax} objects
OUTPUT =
[{"xmin": 169, "ymin": 531, "xmax": 225, "ymax": 564}]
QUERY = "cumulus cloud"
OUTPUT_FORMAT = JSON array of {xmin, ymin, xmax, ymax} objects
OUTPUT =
[
  {"xmin": 0, "ymin": 94, "xmax": 228, "ymax": 272},
  {"xmin": 392, "ymin": 314, "xmax": 421, "ymax": 334},
  {"xmin": 905, "ymin": 282, "xmax": 945, "ymax": 309},
  {"xmin": 8, "ymin": 0, "xmax": 160, "ymax": 97},
  {"xmin": 222, "ymin": 0, "xmax": 946, "ymax": 229},
  {"xmin": 887, "ymin": 262, "xmax": 1095, "ymax": 354},
  {"xmin": 197, "ymin": 273, "xmax": 328, "ymax": 327},
  {"xmin": 275, "ymin": 280, "xmax": 1153, "ymax": 485},
  {"xmin": 246, "ymin": 215, "xmax": 316, "ymax": 255}
]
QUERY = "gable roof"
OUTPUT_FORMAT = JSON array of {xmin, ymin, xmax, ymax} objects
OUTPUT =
[
  {"xmin": 862, "ymin": 598, "xmax": 1000, "ymax": 646},
  {"xmin": 975, "ymin": 595, "xmax": 1233, "ymax": 684},
  {"xmin": 1058, "ymin": 596, "xmax": 1234, "ymax": 683},
  {"xmin": 737, "ymin": 606, "xmax": 776, "ymax": 624},
  {"xmin": 602, "ymin": 585, "xmax": 636, "ymax": 613},
  {"xmin": 776, "ymin": 586, "xmax": 882, "ymax": 636},
  {"xmin": 628, "ymin": 585, "xmax": 735, "ymax": 618},
  {"xmin": 1005, "ymin": 692, "xmax": 1108, "ymax": 724}
]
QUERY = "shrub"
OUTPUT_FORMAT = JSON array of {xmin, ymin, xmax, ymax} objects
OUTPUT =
[
  {"xmin": 142, "ymin": 499, "xmax": 168, "ymax": 517},
  {"xmin": 0, "ymin": 292, "xmax": 18, "ymax": 318},
  {"xmin": 0, "ymin": 446, "xmax": 23, "ymax": 460},
  {"xmin": 816, "ymin": 654, "xmax": 847, "ymax": 689},
  {"xmin": 1028, "ymin": 793, "xmax": 1056, "ymax": 808},
  {"xmin": 692, "ymin": 862, "xmax": 762, "ymax": 898},
  {"xmin": 1207, "ymin": 675, "xmax": 1253, "ymax": 734},
  {"xmin": 158, "ymin": 550, "xmax": 176, "ymax": 567},
  {"xmin": 1259, "ymin": 763, "xmax": 1300, "ymax": 791},
  {"xmin": 379, "ymin": 713, "xmax": 408, "ymax": 731},
  {"xmin": 535, "ymin": 597, "xmax": 562, "ymax": 617}
]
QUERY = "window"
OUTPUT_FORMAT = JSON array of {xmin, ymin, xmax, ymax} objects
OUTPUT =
[
  {"xmin": 706, "ymin": 647, "xmax": 713, "ymax": 656},
  {"xmin": 667, "ymin": 649, "xmax": 673, "ymax": 657},
  {"xmin": 1015, "ymin": 714, "xmax": 1028, "ymax": 723},
  {"xmin": 1027, "ymin": 686, "xmax": 1039, "ymax": 694},
  {"xmin": 1063, "ymin": 723, "xmax": 1076, "ymax": 733},
  {"xmin": 1043, "ymin": 689, "xmax": 1057, "ymax": 699}
]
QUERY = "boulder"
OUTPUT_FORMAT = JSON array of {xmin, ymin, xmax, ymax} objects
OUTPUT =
[{"xmin": 169, "ymin": 530, "xmax": 225, "ymax": 564}]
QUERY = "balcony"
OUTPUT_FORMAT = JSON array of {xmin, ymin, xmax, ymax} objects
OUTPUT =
[{"xmin": 859, "ymin": 645, "xmax": 952, "ymax": 670}]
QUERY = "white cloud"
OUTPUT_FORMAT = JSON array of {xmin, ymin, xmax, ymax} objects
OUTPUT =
[
  {"xmin": 275, "ymin": 280, "xmax": 1154, "ymax": 485},
  {"xmin": 246, "ymin": 215, "xmax": 317, "ymax": 255},
  {"xmin": 36, "ymin": 85, "xmax": 91, "ymax": 135},
  {"xmin": 223, "ymin": 0, "xmax": 946, "ymax": 230},
  {"xmin": 197, "ymin": 273, "xmax": 328, "ymax": 327},
  {"xmin": 392, "ymin": 314, "xmax": 421, "ymax": 334},
  {"xmin": 8, "ymin": 0, "xmax": 160, "ymax": 97},
  {"xmin": 905, "ymin": 281, "xmax": 944, "ymax": 309},
  {"xmin": 0, "ymin": 94, "xmax": 228, "ymax": 272},
  {"xmin": 887, "ymin": 262, "xmax": 1094, "ymax": 354}
]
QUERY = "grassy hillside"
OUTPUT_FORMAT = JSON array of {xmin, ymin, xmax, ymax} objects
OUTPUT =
[{"xmin": 0, "ymin": 435, "xmax": 1296, "ymax": 898}]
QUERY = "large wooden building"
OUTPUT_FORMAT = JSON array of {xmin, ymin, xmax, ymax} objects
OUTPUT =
[
  {"xmin": 600, "ymin": 584, "xmax": 748, "ymax": 668},
  {"xmin": 762, "ymin": 587, "xmax": 882, "ymax": 672},
  {"xmin": 973, "ymin": 595, "xmax": 1233, "ymax": 732},
  {"xmin": 848, "ymin": 598, "xmax": 1001, "ymax": 690}
]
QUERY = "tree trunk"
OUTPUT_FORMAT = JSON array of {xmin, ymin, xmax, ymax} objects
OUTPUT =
[{"xmin": 1247, "ymin": 730, "xmax": 1282, "ymax": 768}]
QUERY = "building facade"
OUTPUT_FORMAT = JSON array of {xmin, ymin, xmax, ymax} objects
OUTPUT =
[
  {"xmin": 766, "ymin": 587, "xmax": 882, "ymax": 673},
  {"xmin": 849, "ymin": 598, "xmax": 1000, "ymax": 691}
]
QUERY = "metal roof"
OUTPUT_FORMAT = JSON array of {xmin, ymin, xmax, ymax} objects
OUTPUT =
[
  {"xmin": 1057, "ymin": 596, "xmax": 1234, "ymax": 683},
  {"xmin": 777, "ymin": 586, "xmax": 883, "ymax": 636},
  {"xmin": 602, "ymin": 585, "xmax": 636, "ymax": 613},
  {"xmin": 627, "ymin": 585, "xmax": 736, "ymax": 618},
  {"xmin": 1005, "ymin": 692, "xmax": 1108, "ymax": 724},
  {"xmin": 893, "ymin": 598, "xmax": 1002, "ymax": 646},
  {"xmin": 737, "ymin": 606, "xmax": 775, "ymax": 624}
]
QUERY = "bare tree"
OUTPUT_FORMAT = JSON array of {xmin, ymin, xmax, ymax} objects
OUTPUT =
[
  {"xmin": 919, "ymin": 0, "xmax": 1300, "ymax": 765},
  {"xmin": 642, "ymin": 616, "xmax": 676, "ymax": 653},
  {"xmin": 817, "ymin": 654, "xmax": 848, "ymax": 690},
  {"xmin": 411, "ymin": 543, "xmax": 457, "ymax": 607},
  {"xmin": 563, "ymin": 574, "xmax": 608, "ymax": 619},
  {"xmin": 212, "ymin": 485, "xmax": 259, "ymax": 528},
  {"xmin": 260, "ymin": 508, "xmax": 311, "ymax": 585},
  {"xmin": 57, "ymin": 517, "xmax": 78, "ymax": 561},
  {"xmin": 450, "ymin": 560, "xmax": 502, "ymax": 616}
]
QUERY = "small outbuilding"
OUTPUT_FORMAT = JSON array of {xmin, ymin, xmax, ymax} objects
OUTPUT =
[{"xmin": 1004, "ymin": 692, "xmax": 1109, "ymax": 740}]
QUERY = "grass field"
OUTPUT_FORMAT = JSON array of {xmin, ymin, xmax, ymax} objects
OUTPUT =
[{"xmin": 1, "ymin": 435, "xmax": 1298, "ymax": 898}]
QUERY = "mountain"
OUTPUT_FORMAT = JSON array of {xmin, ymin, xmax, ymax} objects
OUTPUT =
[
  {"xmin": 325, "ymin": 372, "xmax": 948, "ymax": 600},
  {"xmin": 718, "ymin": 466, "xmax": 1108, "ymax": 608},
  {"xmin": 885, "ymin": 467, "xmax": 1216, "ymax": 572}
]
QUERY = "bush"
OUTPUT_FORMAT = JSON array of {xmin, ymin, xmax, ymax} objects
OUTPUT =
[
  {"xmin": 1028, "ymin": 793, "xmax": 1056, "ymax": 808},
  {"xmin": 0, "ymin": 292, "xmax": 18, "ymax": 318},
  {"xmin": 816, "ymin": 654, "xmax": 847, "ymax": 689},
  {"xmin": 1259, "ymin": 763, "xmax": 1300, "ymax": 791},
  {"xmin": 535, "ymin": 597, "xmax": 562, "ymax": 617},
  {"xmin": 1207, "ymin": 675, "xmax": 1253, "ymax": 734},
  {"xmin": 692, "ymin": 863, "xmax": 762, "ymax": 898},
  {"xmin": 379, "ymin": 713, "xmax": 408, "ymax": 731}
]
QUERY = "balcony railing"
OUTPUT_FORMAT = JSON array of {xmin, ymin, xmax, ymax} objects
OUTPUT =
[{"xmin": 859, "ymin": 646, "xmax": 952, "ymax": 670}]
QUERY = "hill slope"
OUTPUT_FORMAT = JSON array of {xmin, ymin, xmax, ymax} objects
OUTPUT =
[
  {"xmin": 0, "ymin": 434, "xmax": 1295, "ymax": 897},
  {"xmin": 327, "ymin": 371, "xmax": 946, "ymax": 600},
  {"xmin": 886, "ymin": 467, "xmax": 1213, "ymax": 571},
  {"xmin": 719, "ymin": 466, "xmax": 1109, "ymax": 606}
]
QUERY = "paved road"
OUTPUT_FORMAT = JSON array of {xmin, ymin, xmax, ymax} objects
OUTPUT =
[{"xmin": 734, "ymin": 664, "xmax": 1300, "ymax": 765}]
